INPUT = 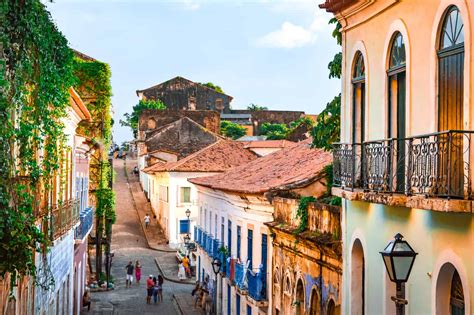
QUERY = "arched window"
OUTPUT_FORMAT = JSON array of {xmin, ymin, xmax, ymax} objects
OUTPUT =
[
  {"xmin": 351, "ymin": 239, "xmax": 365, "ymax": 315},
  {"xmin": 283, "ymin": 276, "xmax": 292, "ymax": 315},
  {"xmin": 387, "ymin": 32, "xmax": 406, "ymax": 192},
  {"xmin": 352, "ymin": 52, "xmax": 366, "ymax": 144},
  {"xmin": 327, "ymin": 299, "xmax": 336, "ymax": 315},
  {"xmin": 450, "ymin": 270, "xmax": 465, "ymax": 314},
  {"xmin": 438, "ymin": 6, "xmax": 465, "ymax": 197},
  {"xmin": 309, "ymin": 288, "xmax": 320, "ymax": 315},
  {"xmin": 295, "ymin": 279, "xmax": 305, "ymax": 315}
]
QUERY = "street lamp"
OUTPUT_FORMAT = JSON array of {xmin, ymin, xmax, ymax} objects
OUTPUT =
[
  {"xmin": 185, "ymin": 208, "xmax": 191, "ymax": 241},
  {"xmin": 211, "ymin": 258, "xmax": 222, "ymax": 315},
  {"xmin": 380, "ymin": 233, "xmax": 418, "ymax": 315}
]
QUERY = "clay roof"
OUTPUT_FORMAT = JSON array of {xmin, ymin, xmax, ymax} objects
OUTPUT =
[
  {"xmin": 189, "ymin": 139, "xmax": 332, "ymax": 194},
  {"xmin": 319, "ymin": 0, "xmax": 357, "ymax": 13},
  {"xmin": 243, "ymin": 140, "xmax": 293, "ymax": 149},
  {"xmin": 143, "ymin": 140, "xmax": 258, "ymax": 173}
]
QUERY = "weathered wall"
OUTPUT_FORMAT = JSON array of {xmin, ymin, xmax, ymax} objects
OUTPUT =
[
  {"xmin": 137, "ymin": 77, "xmax": 232, "ymax": 113},
  {"xmin": 138, "ymin": 109, "xmax": 220, "ymax": 140},
  {"xmin": 144, "ymin": 118, "xmax": 220, "ymax": 159},
  {"xmin": 231, "ymin": 110, "xmax": 305, "ymax": 135}
]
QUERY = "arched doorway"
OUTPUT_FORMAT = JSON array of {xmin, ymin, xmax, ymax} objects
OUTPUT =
[
  {"xmin": 387, "ymin": 32, "xmax": 406, "ymax": 192},
  {"xmin": 437, "ymin": 5, "xmax": 465, "ymax": 197},
  {"xmin": 436, "ymin": 262, "xmax": 465, "ymax": 314},
  {"xmin": 327, "ymin": 299, "xmax": 336, "ymax": 315},
  {"xmin": 309, "ymin": 288, "xmax": 320, "ymax": 315},
  {"xmin": 351, "ymin": 239, "xmax": 365, "ymax": 315},
  {"xmin": 295, "ymin": 279, "xmax": 304, "ymax": 315}
]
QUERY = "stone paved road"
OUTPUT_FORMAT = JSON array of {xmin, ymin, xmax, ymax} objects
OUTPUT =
[{"xmin": 86, "ymin": 159, "xmax": 197, "ymax": 315}]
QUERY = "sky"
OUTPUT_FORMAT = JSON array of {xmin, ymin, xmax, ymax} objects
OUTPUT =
[{"xmin": 46, "ymin": 0, "xmax": 341, "ymax": 144}]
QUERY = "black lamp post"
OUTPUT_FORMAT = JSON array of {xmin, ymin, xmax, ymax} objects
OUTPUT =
[
  {"xmin": 380, "ymin": 233, "xmax": 418, "ymax": 315},
  {"xmin": 185, "ymin": 208, "xmax": 191, "ymax": 241},
  {"xmin": 211, "ymin": 258, "xmax": 222, "ymax": 315}
]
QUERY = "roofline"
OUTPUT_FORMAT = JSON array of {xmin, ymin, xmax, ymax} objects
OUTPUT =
[
  {"xmin": 319, "ymin": 0, "xmax": 357, "ymax": 13},
  {"xmin": 136, "ymin": 76, "xmax": 233, "ymax": 100},
  {"xmin": 69, "ymin": 87, "xmax": 91, "ymax": 121},
  {"xmin": 72, "ymin": 49, "xmax": 99, "ymax": 62}
]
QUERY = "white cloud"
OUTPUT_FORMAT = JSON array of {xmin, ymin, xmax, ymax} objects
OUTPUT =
[
  {"xmin": 257, "ymin": 22, "xmax": 314, "ymax": 48},
  {"xmin": 257, "ymin": 12, "xmax": 330, "ymax": 49},
  {"xmin": 180, "ymin": 0, "xmax": 201, "ymax": 10}
]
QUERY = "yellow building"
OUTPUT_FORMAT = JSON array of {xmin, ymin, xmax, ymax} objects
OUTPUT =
[{"xmin": 321, "ymin": 0, "xmax": 473, "ymax": 314}]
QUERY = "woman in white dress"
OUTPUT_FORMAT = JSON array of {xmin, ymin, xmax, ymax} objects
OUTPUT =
[{"xmin": 178, "ymin": 262, "xmax": 186, "ymax": 280}]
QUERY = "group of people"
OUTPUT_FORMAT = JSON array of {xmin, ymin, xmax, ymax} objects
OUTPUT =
[
  {"xmin": 192, "ymin": 276, "xmax": 213, "ymax": 311},
  {"xmin": 125, "ymin": 260, "xmax": 165, "ymax": 305},
  {"xmin": 146, "ymin": 274, "xmax": 164, "ymax": 304},
  {"xmin": 178, "ymin": 255, "xmax": 193, "ymax": 280}
]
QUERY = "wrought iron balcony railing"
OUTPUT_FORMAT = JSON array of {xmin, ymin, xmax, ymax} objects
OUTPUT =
[
  {"xmin": 333, "ymin": 130, "xmax": 474, "ymax": 199},
  {"xmin": 50, "ymin": 199, "xmax": 80, "ymax": 241},
  {"xmin": 75, "ymin": 207, "xmax": 94, "ymax": 241}
]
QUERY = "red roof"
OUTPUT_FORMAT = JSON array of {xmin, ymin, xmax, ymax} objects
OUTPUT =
[
  {"xmin": 189, "ymin": 139, "xmax": 332, "ymax": 194},
  {"xmin": 143, "ymin": 140, "xmax": 258, "ymax": 173},
  {"xmin": 243, "ymin": 140, "xmax": 294, "ymax": 149},
  {"xmin": 319, "ymin": 0, "xmax": 357, "ymax": 13}
]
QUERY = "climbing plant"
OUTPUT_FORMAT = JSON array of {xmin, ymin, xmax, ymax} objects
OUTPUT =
[
  {"xmin": 0, "ymin": 0, "xmax": 75, "ymax": 291},
  {"xmin": 73, "ymin": 54, "xmax": 115, "ymax": 278},
  {"xmin": 120, "ymin": 99, "xmax": 166, "ymax": 138},
  {"xmin": 294, "ymin": 196, "xmax": 316, "ymax": 233}
]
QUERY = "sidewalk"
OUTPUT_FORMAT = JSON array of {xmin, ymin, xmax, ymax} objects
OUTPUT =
[
  {"xmin": 174, "ymin": 294, "xmax": 205, "ymax": 315},
  {"xmin": 124, "ymin": 159, "xmax": 195, "ymax": 286}
]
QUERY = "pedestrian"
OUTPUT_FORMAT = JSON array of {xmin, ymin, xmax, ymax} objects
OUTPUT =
[
  {"xmin": 152, "ymin": 276, "xmax": 158, "ymax": 304},
  {"xmin": 157, "ymin": 275, "xmax": 164, "ymax": 303},
  {"xmin": 178, "ymin": 262, "xmax": 186, "ymax": 280},
  {"xmin": 144, "ymin": 214, "xmax": 150, "ymax": 229},
  {"xmin": 146, "ymin": 275, "xmax": 154, "ymax": 304},
  {"xmin": 182, "ymin": 255, "xmax": 190, "ymax": 277},
  {"xmin": 83, "ymin": 290, "xmax": 91, "ymax": 311},
  {"xmin": 125, "ymin": 261, "xmax": 134, "ymax": 288},
  {"xmin": 135, "ymin": 260, "xmax": 142, "ymax": 284}
]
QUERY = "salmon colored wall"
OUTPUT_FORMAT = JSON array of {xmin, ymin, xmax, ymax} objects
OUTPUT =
[{"xmin": 339, "ymin": 0, "xmax": 472, "ymax": 142}]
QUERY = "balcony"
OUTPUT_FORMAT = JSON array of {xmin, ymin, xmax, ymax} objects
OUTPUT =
[
  {"xmin": 75, "ymin": 207, "xmax": 94, "ymax": 242},
  {"xmin": 50, "ymin": 200, "xmax": 80, "ymax": 241},
  {"xmin": 333, "ymin": 130, "xmax": 474, "ymax": 211},
  {"xmin": 247, "ymin": 266, "xmax": 266, "ymax": 302}
]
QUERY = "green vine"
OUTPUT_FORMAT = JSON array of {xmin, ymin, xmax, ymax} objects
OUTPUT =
[
  {"xmin": 294, "ymin": 196, "xmax": 316, "ymax": 234},
  {"xmin": 0, "ymin": 0, "xmax": 75, "ymax": 291}
]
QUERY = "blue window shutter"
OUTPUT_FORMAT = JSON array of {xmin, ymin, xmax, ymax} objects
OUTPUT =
[
  {"xmin": 236, "ymin": 293, "xmax": 240, "ymax": 314},
  {"xmin": 227, "ymin": 284, "xmax": 231, "ymax": 315},
  {"xmin": 179, "ymin": 220, "xmax": 190, "ymax": 234},
  {"xmin": 247, "ymin": 229, "xmax": 253, "ymax": 268},
  {"xmin": 228, "ymin": 220, "xmax": 232, "ymax": 256},
  {"xmin": 237, "ymin": 226, "xmax": 241, "ymax": 259},
  {"xmin": 247, "ymin": 304, "xmax": 252, "ymax": 315}
]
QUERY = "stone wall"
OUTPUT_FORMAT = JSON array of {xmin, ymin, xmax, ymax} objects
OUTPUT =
[
  {"xmin": 230, "ymin": 110, "xmax": 305, "ymax": 135},
  {"xmin": 138, "ymin": 109, "xmax": 220, "ymax": 140}
]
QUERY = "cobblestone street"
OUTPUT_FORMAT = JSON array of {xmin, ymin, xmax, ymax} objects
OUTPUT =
[{"xmin": 87, "ymin": 158, "xmax": 200, "ymax": 315}]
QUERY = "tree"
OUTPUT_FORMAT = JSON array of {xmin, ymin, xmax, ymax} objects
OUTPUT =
[
  {"xmin": 247, "ymin": 103, "xmax": 268, "ymax": 111},
  {"xmin": 200, "ymin": 82, "xmax": 224, "ymax": 94},
  {"xmin": 260, "ymin": 123, "xmax": 289, "ymax": 140},
  {"xmin": 311, "ymin": 18, "xmax": 342, "ymax": 150},
  {"xmin": 120, "ymin": 99, "xmax": 166, "ymax": 138},
  {"xmin": 220, "ymin": 120, "xmax": 247, "ymax": 140}
]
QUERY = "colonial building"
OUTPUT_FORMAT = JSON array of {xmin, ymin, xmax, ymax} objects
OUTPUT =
[
  {"xmin": 137, "ymin": 116, "xmax": 224, "ymax": 197},
  {"xmin": 242, "ymin": 140, "xmax": 294, "ymax": 157},
  {"xmin": 190, "ymin": 139, "xmax": 332, "ymax": 315},
  {"xmin": 143, "ymin": 140, "xmax": 258, "ymax": 247},
  {"xmin": 33, "ymin": 88, "xmax": 93, "ymax": 315},
  {"xmin": 136, "ymin": 76, "xmax": 233, "ymax": 113},
  {"xmin": 266, "ymin": 198, "xmax": 342, "ymax": 315},
  {"xmin": 322, "ymin": 0, "xmax": 474, "ymax": 314}
]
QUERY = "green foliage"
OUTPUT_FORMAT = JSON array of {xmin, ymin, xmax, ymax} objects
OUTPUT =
[
  {"xmin": 317, "ymin": 164, "xmax": 342, "ymax": 206},
  {"xmin": 260, "ymin": 122, "xmax": 289, "ymax": 140},
  {"xmin": 220, "ymin": 120, "xmax": 247, "ymax": 140},
  {"xmin": 218, "ymin": 246, "xmax": 229, "ymax": 257},
  {"xmin": 247, "ymin": 103, "xmax": 268, "ymax": 111},
  {"xmin": 312, "ymin": 18, "xmax": 342, "ymax": 151},
  {"xmin": 120, "ymin": 99, "xmax": 166, "ymax": 138},
  {"xmin": 0, "ymin": 0, "xmax": 75, "ymax": 290},
  {"xmin": 289, "ymin": 116, "xmax": 315, "ymax": 129},
  {"xmin": 199, "ymin": 82, "xmax": 224, "ymax": 94},
  {"xmin": 311, "ymin": 95, "xmax": 341, "ymax": 150},
  {"xmin": 294, "ymin": 196, "xmax": 316, "ymax": 233}
]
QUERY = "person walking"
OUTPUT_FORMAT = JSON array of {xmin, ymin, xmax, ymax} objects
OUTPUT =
[
  {"xmin": 146, "ymin": 275, "xmax": 154, "ymax": 304},
  {"xmin": 152, "ymin": 276, "xmax": 158, "ymax": 304},
  {"xmin": 157, "ymin": 275, "xmax": 164, "ymax": 303},
  {"xmin": 144, "ymin": 214, "xmax": 150, "ymax": 229},
  {"xmin": 135, "ymin": 260, "xmax": 142, "ymax": 285},
  {"xmin": 125, "ymin": 261, "xmax": 134, "ymax": 288},
  {"xmin": 182, "ymin": 255, "xmax": 190, "ymax": 277}
]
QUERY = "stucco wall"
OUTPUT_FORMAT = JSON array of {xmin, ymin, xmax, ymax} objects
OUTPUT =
[{"xmin": 342, "ymin": 200, "xmax": 473, "ymax": 315}]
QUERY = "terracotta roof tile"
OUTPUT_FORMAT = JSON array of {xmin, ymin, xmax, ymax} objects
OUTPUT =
[
  {"xmin": 189, "ymin": 139, "xmax": 332, "ymax": 194},
  {"xmin": 243, "ymin": 140, "xmax": 294, "ymax": 149},
  {"xmin": 144, "ymin": 140, "xmax": 258, "ymax": 173}
]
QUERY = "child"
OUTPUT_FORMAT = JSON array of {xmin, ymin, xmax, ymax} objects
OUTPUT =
[{"xmin": 144, "ymin": 214, "xmax": 150, "ymax": 229}]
